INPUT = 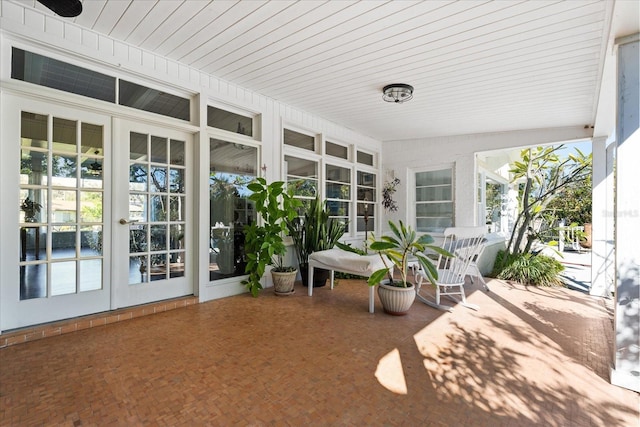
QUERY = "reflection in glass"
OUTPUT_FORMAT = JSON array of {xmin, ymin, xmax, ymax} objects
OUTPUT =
[
  {"xmin": 129, "ymin": 194, "xmax": 147, "ymax": 222},
  {"xmin": 81, "ymin": 157, "xmax": 103, "ymax": 183},
  {"xmin": 53, "ymin": 117, "xmax": 77, "ymax": 153},
  {"xmin": 20, "ymin": 149, "xmax": 48, "ymax": 186},
  {"xmin": 21, "ymin": 112, "xmax": 48, "ymax": 146},
  {"xmin": 20, "ymin": 188, "xmax": 47, "ymax": 223},
  {"xmin": 51, "ymin": 261, "xmax": 76, "ymax": 295},
  {"xmin": 19, "ymin": 113, "xmax": 106, "ymax": 300},
  {"xmin": 20, "ymin": 225, "xmax": 45, "ymax": 261},
  {"xmin": 52, "ymin": 190, "xmax": 77, "ymax": 222},
  {"xmin": 52, "ymin": 225, "xmax": 76, "ymax": 259},
  {"xmin": 81, "ymin": 225, "xmax": 102, "ymax": 256},
  {"xmin": 169, "ymin": 196, "xmax": 185, "ymax": 221},
  {"xmin": 169, "ymin": 252, "xmax": 185, "ymax": 278},
  {"xmin": 130, "ymin": 132, "xmax": 148, "ymax": 161},
  {"xmin": 169, "ymin": 168, "xmax": 184, "ymax": 193},
  {"xmin": 150, "ymin": 195, "xmax": 167, "ymax": 221},
  {"xmin": 150, "ymin": 166, "xmax": 167, "ymax": 192},
  {"xmin": 81, "ymin": 191, "xmax": 103, "ymax": 222},
  {"xmin": 170, "ymin": 224, "xmax": 184, "ymax": 250},
  {"xmin": 150, "ymin": 254, "xmax": 167, "ymax": 281},
  {"xmin": 81, "ymin": 122, "xmax": 103, "ymax": 152},
  {"xmin": 150, "ymin": 225, "xmax": 167, "ymax": 251},
  {"xmin": 129, "ymin": 163, "xmax": 148, "ymax": 191},
  {"xmin": 129, "ymin": 224, "xmax": 147, "ymax": 253},
  {"xmin": 20, "ymin": 263, "xmax": 47, "ymax": 300},
  {"xmin": 210, "ymin": 138, "xmax": 257, "ymax": 280},
  {"xmin": 79, "ymin": 259, "xmax": 102, "ymax": 291},
  {"xmin": 51, "ymin": 155, "xmax": 78, "ymax": 187},
  {"xmin": 151, "ymin": 136, "xmax": 168, "ymax": 163},
  {"xmin": 170, "ymin": 139, "xmax": 185, "ymax": 165},
  {"xmin": 129, "ymin": 255, "xmax": 147, "ymax": 285}
]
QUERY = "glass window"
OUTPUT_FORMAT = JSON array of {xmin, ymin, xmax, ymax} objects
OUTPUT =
[
  {"xmin": 284, "ymin": 129, "xmax": 315, "ymax": 151},
  {"xmin": 326, "ymin": 164, "xmax": 351, "ymax": 231},
  {"xmin": 357, "ymin": 150, "xmax": 374, "ymax": 166},
  {"xmin": 357, "ymin": 171, "xmax": 376, "ymax": 232},
  {"xmin": 207, "ymin": 106, "xmax": 253, "ymax": 137},
  {"xmin": 12, "ymin": 48, "xmax": 116, "ymax": 103},
  {"xmin": 119, "ymin": 80, "xmax": 190, "ymax": 121},
  {"xmin": 209, "ymin": 139, "xmax": 257, "ymax": 280},
  {"xmin": 415, "ymin": 168, "xmax": 454, "ymax": 233},
  {"xmin": 326, "ymin": 141, "xmax": 348, "ymax": 159},
  {"xmin": 285, "ymin": 156, "xmax": 318, "ymax": 199}
]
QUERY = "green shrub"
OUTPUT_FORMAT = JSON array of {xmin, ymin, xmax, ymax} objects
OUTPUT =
[{"xmin": 492, "ymin": 250, "xmax": 565, "ymax": 287}]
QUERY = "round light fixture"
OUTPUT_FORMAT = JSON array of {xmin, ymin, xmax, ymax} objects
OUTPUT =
[{"xmin": 382, "ymin": 83, "xmax": 414, "ymax": 103}]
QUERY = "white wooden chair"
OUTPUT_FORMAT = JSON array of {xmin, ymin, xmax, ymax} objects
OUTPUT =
[
  {"xmin": 445, "ymin": 226, "xmax": 490, "ymax": 291},
  {"xmin": 414, "ymin": 227, "xmax": 487, "ymax": 311}
]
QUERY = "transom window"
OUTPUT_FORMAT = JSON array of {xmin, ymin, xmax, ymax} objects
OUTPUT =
[{"xmin": 284, "ymin": 129, "xmax": 315, "ymax": 151}]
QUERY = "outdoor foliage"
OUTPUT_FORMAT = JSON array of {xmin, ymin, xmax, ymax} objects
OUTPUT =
[
  {"xmin": 544, "ymin": 171, "xmax": 592, "ymax": 226},
  {"xmin": 492, "ymin": 250, "xmax": 564, "ymax": 287},
  {"xmin": 492, "ymin": 145, "xmax": 591, "ymax": 285},
  {"xmin": 504, "ymin": 145, "xmax": 591, "ymax": 256}
]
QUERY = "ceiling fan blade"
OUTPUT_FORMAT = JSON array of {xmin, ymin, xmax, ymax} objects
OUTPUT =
[{"xmin": 36, "ymin": 0, "xmax": 82, "ymax": 18}]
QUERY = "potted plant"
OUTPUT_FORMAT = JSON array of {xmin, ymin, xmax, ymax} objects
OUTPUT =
[
  {"xmin": 21, "ymin": 197, "xmax": 42, "ymax": 223},
  {"xmin": 367, "ymin": 220, "xmax": 446, "ymax": 315},
  {"xmin": 242, "ymin": 178, "xmax": 302, "ymax": 297},
  {"xmin": 286, "ymin": 196, "xmax": 347, "ymax": 287}
]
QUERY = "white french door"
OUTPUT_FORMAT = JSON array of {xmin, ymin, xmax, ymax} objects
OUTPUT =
[
  {"xmin": 0, "ymin": 96, "xmax": 112, "ymax": 330},
  {"xmin": 112, "ymin": 120, "xmax": 193, "ymax": 308}
]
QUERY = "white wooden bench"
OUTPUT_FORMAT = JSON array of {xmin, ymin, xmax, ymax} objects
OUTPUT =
[{"xmin": 307, "ymin": 248, "xmax": 389, "ymax": 313}]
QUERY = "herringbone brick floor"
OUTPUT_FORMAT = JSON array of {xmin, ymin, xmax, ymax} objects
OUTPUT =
[{"xmin": 1, "ymin": 278, "xmax": 638, "ymax": 426}]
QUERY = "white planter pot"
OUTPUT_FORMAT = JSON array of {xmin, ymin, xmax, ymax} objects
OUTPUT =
[
  {"xmin": 377, "ymin": 280, "xmax": 416, "ymax": 315},
  {"xmin": 271, "ymin": 270, "xmax": 297, "ymax": 295}
]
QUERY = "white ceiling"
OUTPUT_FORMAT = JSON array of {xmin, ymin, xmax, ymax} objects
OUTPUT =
[{"xmin": 17, "ymin": 0, "xmax": 639, "ymax": 142}]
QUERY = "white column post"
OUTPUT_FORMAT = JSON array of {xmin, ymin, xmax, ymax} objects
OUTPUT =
[
  {"xmin": 612, "ymin": 34, "xmax": 640, "ymax": 392},
  {"xmin": 590, "ymin": 136, "xmax": 609, "ymax": 297}
]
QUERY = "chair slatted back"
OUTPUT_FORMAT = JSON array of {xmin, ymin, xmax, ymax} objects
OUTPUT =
[{"xmin": 436, "ymin": 233, "xmax": 486, "ymax": 286}]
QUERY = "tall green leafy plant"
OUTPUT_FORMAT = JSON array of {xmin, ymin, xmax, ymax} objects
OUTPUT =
[
  {"xmin": 286, "ymin": 197, "xmax": 346, "ymax": 270},
  {"xmin": 242, "ymin": 178, "xmax": 302, "ymax": 297}
]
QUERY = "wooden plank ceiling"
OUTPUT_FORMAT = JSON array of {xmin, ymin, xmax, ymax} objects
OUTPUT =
[{"xmin": 24, "ymin": 0, "xmax": 613, "ymax": 142}]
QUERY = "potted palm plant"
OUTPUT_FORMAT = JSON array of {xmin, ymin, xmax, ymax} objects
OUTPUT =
[
  {"xmin": 242, "ymin": 178, "xmax": 302, "ymax": 297},
  {"xmin": 286, "ymin": 197, "xmax": 347, "ymax": 287},
  {"xmin": 367, "ymin": 220, "xmax": 446, "ymax": 315}
]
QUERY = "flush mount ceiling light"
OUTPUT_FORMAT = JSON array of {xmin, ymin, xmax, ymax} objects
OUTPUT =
[{"xmin": 382, "ymin": 83, "xmax": 414, "ymax": 103}]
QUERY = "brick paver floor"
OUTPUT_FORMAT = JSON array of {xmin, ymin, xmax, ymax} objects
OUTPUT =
[{"xmin": 1, "ymin": 278, "xmax": 638, "ymax": 426}]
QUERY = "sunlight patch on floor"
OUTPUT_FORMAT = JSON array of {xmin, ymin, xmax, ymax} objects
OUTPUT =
[{"xmin": 375, "ymin": 348, "xmax": 407, "ymax": 395}]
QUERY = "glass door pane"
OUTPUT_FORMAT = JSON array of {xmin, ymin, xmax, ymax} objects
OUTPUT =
[
  {"xmin": 209, "ymin": 139, "xmax": 257, "ymax": 280},
  {"xmin": 128, "ymin": 133, "xmax": 186, "ymax": 285}
]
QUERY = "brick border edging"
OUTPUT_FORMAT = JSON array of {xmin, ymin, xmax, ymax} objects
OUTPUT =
[{"xmin": 0, "ymin": 296, "xmax": 199, "ymax": 348}]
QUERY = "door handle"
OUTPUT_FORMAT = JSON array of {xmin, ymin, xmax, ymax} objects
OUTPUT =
[{"xmin": 119, "ymin": 218, "xmax": 139, "ymax": 225}]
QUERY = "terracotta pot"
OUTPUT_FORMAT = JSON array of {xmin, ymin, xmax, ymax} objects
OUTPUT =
[
  {"xmin": 271, "ymin": 269, "xmax": 297, "ymax": 295},
  {"xmin": 377, "ymin": 280, "xmax": 416, "ymax": 315}
]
